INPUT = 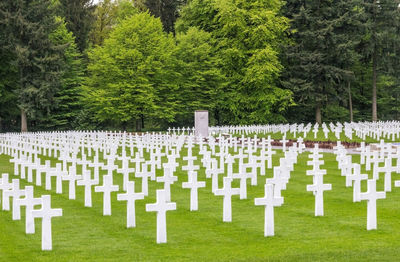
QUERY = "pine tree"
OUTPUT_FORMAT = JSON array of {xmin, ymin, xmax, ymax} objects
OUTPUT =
[
  {"xmin": 0, "ymin": 0, "xmax": 66, "ymax": 132},
  {"xmin": 37, "ymin": 17, "xmax": 84, "ymax": 130},
  {"xmin": 59, "ymin": 0, "xmax": 95, "ymax": 52},
  {"xmin": 360, "ymin": 0, "xmax": 400, "ymax": 121},
  {"xmin": 281, "ymin": 0, "xmax": 363, "ymax": 124}
]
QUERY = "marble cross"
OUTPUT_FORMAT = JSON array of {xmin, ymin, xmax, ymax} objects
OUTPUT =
[
  {"xmin": 15, "ymin": 186, "xmax": 42, "ymax": 233},
  {"xmin": 117, "ymin": 181, "xmax": 144, "ymax": 228},
  {"xmin": 145, "ymin": 189, "xmax": 177, "ymax": 243},
  {"xmin": 347, "ymin": 164, "xmax": 368, "ymax": 202},
  {"xmin": 62, "ymin": 165, "xmax": 82, "ymax": 200},
  {"xmin": 3, "ymin": 179, "xmax": 23, "ymax": 212},
  {"xmin": 254, "ymin": 183, "xmax": 284, "ymax": 237},
  {"xmin": 306, "ymin": 174, "xmax": 332, "ymax": 216},
  {"xmin": 0, "ymin": 173, "xmax": 12, "ymax": 207},
  {"xmin": 136, "ymin": 162, "xmax": 152, "ymax": 196},
  {"xmin": 359, "ymin": 179, "xmax": 386, "ymax": 230},
  {"xmin": 31, "ymin": 195, "xmax": 63, "ymax": 251},
  {"xmin": 215, "ymin": 177, "xmax": 240, "ymax": 222},
  {"xmin": 95, "ymin": 175, "xmax": 119, "ymax": 215},
  {"xmin": 182, "ymin": 171, "xmax": 205, "ymax": 211},
  {"xmin": 157, "ymin": 167, "xmax": 177, "ymax": 202},
  {"xmin": 77, "ymin": 170, "xmax": 98, "ymax": 207}
]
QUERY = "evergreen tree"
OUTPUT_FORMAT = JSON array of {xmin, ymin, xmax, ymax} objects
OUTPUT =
[
  {"xmin": 37, "ymin": 17, "xmax": 84, "ymax": 130},
  {"xmin": 59, "ymin": 0, "xmax": 95, "ymax": 52},
  {"xmin": 145, "ymin": 0, "xmax": 187, "ymax": 33},
  {"xmin": 0, "ymin": 0, "xmax": 66, "ymax": 132},
  {"xmin": 281, "ymin": 0, "xmax": 363, "ymax": 124},
  {"xmin": 359, "ymin": 0, "xmax": 400, "ymax": 121}
]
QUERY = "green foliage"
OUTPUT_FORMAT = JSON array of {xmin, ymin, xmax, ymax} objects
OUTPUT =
[
  {"xmin": 0, "ymin": 0, "xmax": 66, "ymax": 130},
  {"xmin": 177, "ymin": 0, "xmax": 293, "ymax": 125},
  {"xmin": 281, "ymin": 0, "xmax": 364, "ymax": 123},
  {"xmin": 89, "ymin": 0, "xmax": 141, "ymax": 47},
  {"xmin": 59, "ymin": 0, "xmax": 95, "ymax": 52},
  {"xmin": 84, "ymin": 12, "xmax": 177, "ymax": 130},
  {"xmin": 37, "ymin": 17, "xmax": 84, "ymax": 130},
  {"xmin": 173, "ymin": 27, "xmax": 224, "ymax": 126}
]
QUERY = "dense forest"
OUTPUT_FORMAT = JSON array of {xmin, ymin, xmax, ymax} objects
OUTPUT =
[{"xmin": 0, "ymin": 0, "xmax": 399, "ymax": 132}]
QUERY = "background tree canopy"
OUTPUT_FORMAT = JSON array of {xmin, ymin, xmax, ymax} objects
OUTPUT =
[{"xmin": 0, "ymin": 0, "xmax": 399, "ymax": 132}]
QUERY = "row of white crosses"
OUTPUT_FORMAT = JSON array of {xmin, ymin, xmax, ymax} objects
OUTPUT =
[
  {"xmin": 334, "ymin": 141, "xmax": 400, "ymax": 230},
  {"xmin": 0, "ymin": 173, "xmax": 62, "ymax": 250},
  {"xmin": 2, "ymin": 129, "xmax": 399, "ymax": 248},
  {"xmin": 209, "ymin": 121, "xmax": 400, "ymax": 142},
  {"xmin": 306, "ymin": 145, "xmax": 331, "ymax": 216},
  {"xmin": 2, "ymin": 131, "xmax": 327, "ymax": 243}
]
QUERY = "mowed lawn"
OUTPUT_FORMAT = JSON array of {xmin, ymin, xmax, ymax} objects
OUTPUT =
[{"xmin": 0, "ymin": 148, "xmax": 399, "ymax": 262}]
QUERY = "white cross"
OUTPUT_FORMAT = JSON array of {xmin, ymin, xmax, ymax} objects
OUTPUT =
[
  {"xmin": 266, "ymin": 167, "xmax": 288, "ymax": 198},
  {"xmin": 182, "ymin": 171, "xmax": 205, "ymax": 211},
  {"xmin": 136, "ymin": 162, "xmax": 152, "ymax": 196},
  {"xmin": 117, "ymin": 157, "xmax": 135, "ymax": 191},
  {"xmin": 15, "ymin": 186, "xmax": 42, "ymax": 234},
  {"xmin": 215, "ymin": 177, "xmax": 240, "ymax": 222},
  {"xmin": 62, "ymin": 165, "xmax": 82, "ymax": 200},
  {"xmin": 117, "ymin": 181, "xmax": 144, "ymax": 228},
  {"xmin": 225, "ymin": 154, "xmax": 235, "ymax": 178},
  {"xmin": 145, "ymin": 189, "xmax": 177, "ymax": 243},
  {"xmin": 31, "ymin": 195, "xmax": 63, "ymax": 250},
  {"xmin": 3, "ymin": 179, "xmax": 23, "ymax": 212},
  {"xmin": 347, "ymin": 164, "xmax": 368, "ymax": 202},
  {"xmin": 7, "ymin": 179, "xmax": 27, "ymax": 220},
  {"xmin": 157, "ymin": 167, "xmax": 177, "ymax": 202},
  {"xmin": 95, "ymin": 175, "xmax": 119, "ymax": 216},
  {"xmin": 359, "ymin": 179, "xmax": 386, "ymax": 230},
  {"xmin": 233, "ymin": 169, "xmax": 250, "ymax": 200},
  {"xmin": 380, "ymin": 158, "xmax": 396, "ymax": 192},
  {"xmin": 0, "ymin": 173, "xmax": 12, "ymax": 208},
  {"xmin": 131, "ymin": 153, "xmax": 144, "ymax": 173},
  {"xmin": 77, "ymin": 170, "xmax": 98, "ymax": 207},
  {"xmin": 280, "ymin": 136, "xmax": 287, "ymax": 152},
  {"xmin": 306, "ymin": 174, "xmax": 332, "ymax": 216},
  {"xmin": 255, "ymin": 183, "xmax": 283, "ymax": 237}
]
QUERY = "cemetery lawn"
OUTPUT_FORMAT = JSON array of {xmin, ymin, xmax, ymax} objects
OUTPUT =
[{"xmin": 0, "ymin": 149, "xmax": 400, "ymax": 262}]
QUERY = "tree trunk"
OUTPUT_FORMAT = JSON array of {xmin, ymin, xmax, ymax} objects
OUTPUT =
[
  {"xmin": 135, "ymin": 119, "xmax": 142, "ymax": 132},
  {"xmin": 348, "ymin": 82, "xmax": 353, "ymax": 122},
  {"xmin": 372, "ymin": 0, "xmax": 378, "ymax": 122},
  {"xmin": 372, "ymin": 48, "xmax": 378, "ymax": 122},
  {"xmin": 21, "ymin": 109, "xmax": 28, "ymax": 132},
  {"xmin": 141, "ymin": 114, "xmax": 144, "ymax": 129},
  {"xmin": 0, "ymin": 116, "xmax": 2, "ymax": 132},
  {"xmin": 315, "ymin": 104, "xmax": 322, "ymax": 124}
]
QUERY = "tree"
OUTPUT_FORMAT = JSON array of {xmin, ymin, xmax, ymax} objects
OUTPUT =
[
  {"xmin": 89, "ymin": 0, "xmax": 141, "ymax": 46},
  {"xmin": 84, "ymin": 12, "xmax": 178, "ymax": 131},
  {"xmin": 59, "ymin": 0, "xmax": 95, "ymax": 52},
  {"xmin": 145, "ymin": 0, "xmax": 187, "ymax": 33},
  {"xmin": 37, "ymin": 17, "xmax": 84, "ymax": 130},
  {"xmin": 176, "ymin": 0, "xmax": 292, "ymax": 125},
  {"xmin": 359, "ymin": 0, "xmax": 400, "ymax": 121},
  {"xmin": 0, "ymin": 0, "xmax": 66, "ymax": 132},
  {"xmin": 281, "ymin": 0, "xmax": 363, "ymax": 124},
  {"xmin": 173, "ymin": 27, "xmax": 224, "ymax": 126}
]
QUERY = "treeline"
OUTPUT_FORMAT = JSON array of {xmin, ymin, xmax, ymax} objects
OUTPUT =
[{"xmin": 0, "ymin": 0, "xmax": 399, "ymax": 132}]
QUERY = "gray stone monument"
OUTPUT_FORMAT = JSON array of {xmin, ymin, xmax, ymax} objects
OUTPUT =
[{"xmin": 195, "ymin": 110, "xmax": 208, "ymax": 137}]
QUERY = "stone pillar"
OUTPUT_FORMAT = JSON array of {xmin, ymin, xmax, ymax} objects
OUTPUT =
[{"xmin": 195, "ymin": 110, "xmax": 208, "ymax": 137}]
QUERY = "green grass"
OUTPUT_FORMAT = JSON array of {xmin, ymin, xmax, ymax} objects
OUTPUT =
[
  {"xmin": 0, "ymin": 147, "xmax": 399, "ymax": 261},
  {"xmin": 226, "ymin": 128, "xmax": 400, "ymax": 143}
]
